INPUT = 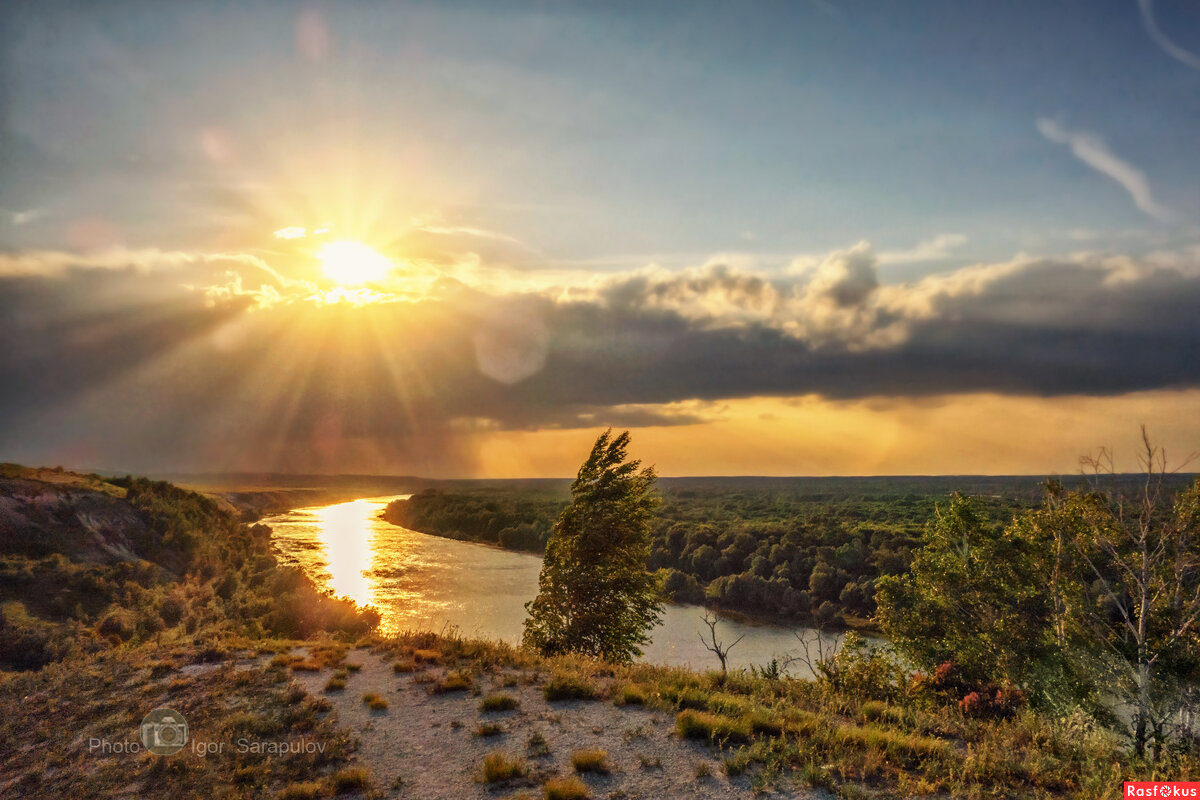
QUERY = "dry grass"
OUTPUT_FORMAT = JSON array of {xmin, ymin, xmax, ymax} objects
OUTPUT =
[
  {"xmin": 480, "ymin": 693, "xmax": 520, "ymax": 712},
  {"xmin": 330, "ymin": 766, "xmax": 370, "ymax": 792},
  {"xmin": 277, "ymin": 781, "xmax": 324, "ymax": 800},
  {"xmin": 543, "ymin": 671, "xmax": 598, "ymax": 702},
  {"xmin": 478, "ymin": 751, "xmax": 526, "ymax": 783},
  {"xmin": 543, "ymin": 776, "xmax": 590, "ymax": 800},
  {"xmin": 675, "ymin": 709, "xmax": 752, "ymax": 744},
  {"xmin": 569, "ymin": 747, "xmax": 610, "ymax": 774},
  {"xmin": 361, "ymin": 692, "xmax": 388, "ymax": 711},
  {"xmin": 433, "ymin": 670, "xmax": 474, "ymax": 694},
  {"xmin": 614, "ymin": 683, "xmax": 647, "ymax": 706}
]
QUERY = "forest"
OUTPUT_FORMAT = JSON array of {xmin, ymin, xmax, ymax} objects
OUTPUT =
[{"xmin": 383, "ymin": 475, "xmax": 1050, "ymax": 626}]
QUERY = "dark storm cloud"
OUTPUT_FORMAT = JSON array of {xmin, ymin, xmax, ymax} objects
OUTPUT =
[{"xmin": 0, "ymin": 244, "xmax": 1198, "ymax": 471}]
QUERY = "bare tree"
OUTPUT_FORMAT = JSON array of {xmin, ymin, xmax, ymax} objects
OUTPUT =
[
  {"xmin": 698, "ymin": 610, "xmax": 745, "ymax": 674},
  {"xmin": 1071, "ymin": 426, "xmax": 1200, "ymax": 758},
  {"xmin": 786, "ymin": 626, "xmax": 843, "ymax": 682}
]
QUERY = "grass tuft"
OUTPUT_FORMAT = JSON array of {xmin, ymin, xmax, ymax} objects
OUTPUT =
[
  {"xmin": 614, "ymin": 684, "xmax": 647, "ymax": 706},
  {"xmin": 434, "ymin": 670, "xmax": 474, "ymax": 694},
  {"xmin": 361, "ymin": 692, "xmax": 388, "ymax": 711},
  {"xmin": 277, "ymin": 781, "xmax": 324, "ymax": 800},
  {"xmin": 543, "ymin": 672, "xmax": 598, "ymax": 702},
  {"xmin": 478, "ymin": 751, "xmax": 526, "ymax": 783},
  {"xmin": 675, "ymin": 709, "xmax": 751, "ymax": 744},
  {"xmin": 570, "ymin": 748, "xmax": 610, "ymax": 774},
  {"xmin": 330, "ymin": 766, "xmax": 370, "ymax": 793},
  {"xmin": 480, "ymin": 693, "xmax": 520, "ymax": 712},
  {"xmin": 544, "ymin": 776, "xmax": 589, "ymax": 800}
]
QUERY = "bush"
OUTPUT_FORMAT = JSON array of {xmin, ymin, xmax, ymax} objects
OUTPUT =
[
  {"xmin": 544, "ymin": 776, "xmax": 589, "ymax": 800},
  {"xmin": 478, "ymin": 751, "xmax": 525, "ymax": 783},
  {"xmin": 434, "ymin": 671, "xmax": 474, "ymax": 694},
  {"xmin": 675, "ymin": 709, "xmax": 751, "ymax": 744},
  {"xmin": 330, "ymin": 766, "xmax": 370, "ymax": 793},
  {"xmin": 614, "ymin": 684, "xmax": 647, "ymax": 706},
  {"xmin": 570, "ymin": 748, "xmax": 610, "ymax": 773},
  {"xmin": 480, "ymin": 694, "xmax": 520, "ymax": 712},
  {"xmin": 544, "ymin": 672, "xmax": 598, "ymax": 702},
  {"xmin": 361, "ymin": 692, "xmax": 387, "ymax": 711},
  {"xmin": 276, "ymin": 781, "xmax": 324, "ymax": 800}
]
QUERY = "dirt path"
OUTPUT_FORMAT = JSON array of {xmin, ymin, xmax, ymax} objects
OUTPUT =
[{"xmin": 290, "ymin": 649, "xmax": 823, "ymax": 799}]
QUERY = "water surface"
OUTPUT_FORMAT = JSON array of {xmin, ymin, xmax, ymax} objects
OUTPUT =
[{"xmin": 267, "ymin": 496, "xmax": 841, "ymax": 673}]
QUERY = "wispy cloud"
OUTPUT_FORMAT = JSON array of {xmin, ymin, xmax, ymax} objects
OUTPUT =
[
  {"xmin": 1037, "ymin": 118, "xmax": 1172, "ymax": 221},
  {"xmin": 1137, "ymin": 0, "xmax": 1200, "ymax": 71},
  {"xmin": 877, "ymin": 233, "xmax": 967, "ymax": 265}
]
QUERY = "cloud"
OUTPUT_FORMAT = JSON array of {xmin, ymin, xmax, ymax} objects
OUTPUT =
[
  {"xmin": 877, "ymin": 233, "xmax": 967, "ymax": 265},
  {"xmin": 1137, "ymin": 0, "xmax": 1200, "ymax": 71},
  {"xmin": 1037, "ymin": 118, "xmax": 1172, "ymax": 221},
  {"xmin": 2, "ymin": 241, "xmax": 1200, "ymax": 472}
]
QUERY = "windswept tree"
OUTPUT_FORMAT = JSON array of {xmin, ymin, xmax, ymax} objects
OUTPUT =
[{"xmin": 522, "ymin": 430, "xmax": 664, "ymax": 663}]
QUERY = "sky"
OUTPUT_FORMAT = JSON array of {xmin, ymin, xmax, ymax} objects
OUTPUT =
[{"xmin": 1, "ymin": 0, "xmax": 1199, "ymax": 477}]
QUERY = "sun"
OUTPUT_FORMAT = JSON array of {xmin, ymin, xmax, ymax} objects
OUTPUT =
[{"xmin": 317, "ymin": 240, "xmax": 392, "ymax": 285}]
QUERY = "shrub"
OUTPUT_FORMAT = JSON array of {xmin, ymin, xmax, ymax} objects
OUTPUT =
[
  {"xmin": 675, "ymin": 709, "xmax": 751, "ymax": 744},
  {"xmin": 361, "ymin": 692, "xmax": 387, "ymax": 711},
  {"xmin": 527, "ymin": 731, "xmax": 551, "ymax": 757},
  {"xmin": 330, "ymin": 766, "xmax": 370, "ymax": 793},
  {"xmin": 475, "ymin": 722, "xmax": 503, "ymax": 737},
  {"xmin": 392, "ymin": 660, "xmax": 416, "ymax": 673},
  {"xmin": 614, "ymin": 684, "xmax": 647, "ymax": 706},
  {"xmin": 544, "ymin": 672, "xmax": 597, "ymax": 702},
  {"xmin": 434, "ymin": 671, "xmax": 474, "ymax": 694},
  {"xmin": 478, "ymin": 751, "xmax": 525, "ymax": 783},
  {"xmin": 324, "ymin": 676, "xmax": 345, "ymax": 692},
  {"xmin": 277, "ymin": 781, "xmax": 324, "ymax": 800},
  {"xmin": 544, "ymin": 776, "xmax": 589, "ymax": 800},
  {"xmin": 480, "ymin": 693, "xmax": 520, "ymax": 712},
  {"xmin": 570, "ymin": 748, "xmax": 610, "ymax": 773}
]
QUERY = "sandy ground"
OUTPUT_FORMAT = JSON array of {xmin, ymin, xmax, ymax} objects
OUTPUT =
[{"xmin": 290, "ymin": 648, "xmax": 825, "ymax": 799}]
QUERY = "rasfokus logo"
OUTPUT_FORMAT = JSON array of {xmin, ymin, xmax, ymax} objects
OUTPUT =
[{"xmin": 140, "ymin": 707, "xmax": 188, "ymax": 756}]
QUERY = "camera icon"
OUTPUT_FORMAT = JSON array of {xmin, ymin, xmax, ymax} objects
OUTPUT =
[{"xmin": 140, "ymin": 707, "xmax": 188, "ymax": 755}]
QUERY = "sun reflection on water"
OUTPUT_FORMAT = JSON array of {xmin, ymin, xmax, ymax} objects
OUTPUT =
[{"xmin": 311, "ymin": 499, "xmax": 377, "ymax": 608}]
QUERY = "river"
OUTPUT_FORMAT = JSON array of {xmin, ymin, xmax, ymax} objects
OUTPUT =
[{"xmin": 266, "ymin": 496, "xmax": 843, "ymax": 674}]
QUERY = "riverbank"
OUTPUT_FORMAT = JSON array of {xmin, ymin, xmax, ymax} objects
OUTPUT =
[
  {"xmin": 1, "ymin": 628, "xmax": 1144, "ymax": 799},
  {"xmin": 266, "ymin": 496, "xmax": 849, "ymax": 673}
]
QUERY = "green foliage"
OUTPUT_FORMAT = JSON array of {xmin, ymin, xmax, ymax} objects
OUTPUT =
[
  {"xmin": 875, "ymin": 494, "xmax": 1062, "ymax": 695},
  {"xmin": 818, "ymin": 633, "xmax": 906, "ymax": 702},
  {"xmin": 543, "ymin": 671, "xmax": 598, "ymax": 701},
  {"xmin": 382, "ymin": 474, "xmax": 1036, "ymax": 623},
  {"xmin": 383, "ymin": 488, "xmax": 561, "ymax": 552},
  {"xmin": 0, "ymin": 470, "xmax": 378, "ymax": 670},
  {"xmin": 523, "ymin": 430, "xmax": 664, "ymax": 663}
]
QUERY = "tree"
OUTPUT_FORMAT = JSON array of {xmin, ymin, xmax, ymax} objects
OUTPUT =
[
  {"xmin": 1055, "ymin": 429, "xmax": 1200, "ymax": 758},
  {"xmin": 522, "ymin": 430, "xmax": 664, "ymax": 663},
  {"xmin": 698, "ymin": 610, "xmax": 745, "ymax": 674},
  {"xmin": 874, "ymin": 494, "xmax": 1061, "ymax": 694}
]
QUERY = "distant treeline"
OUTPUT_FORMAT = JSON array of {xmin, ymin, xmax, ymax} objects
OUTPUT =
[{"xmin": 382, "ymin": 476, "xmax": 1061, "ymax": 625}]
